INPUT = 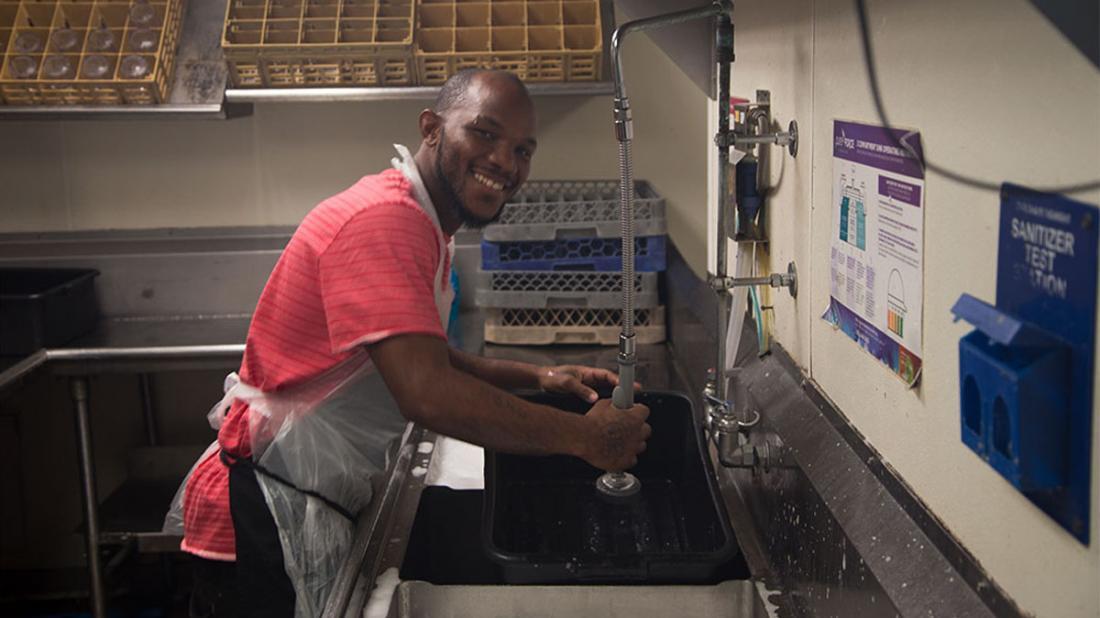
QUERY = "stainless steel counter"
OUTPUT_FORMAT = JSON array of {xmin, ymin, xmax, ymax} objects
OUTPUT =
[
  {"xmin": 0, "ymin": 316, "xmax": 247, "ymax": 392},
  {"xmin": 0, "ymin": 314, "xmax": 250, "ymax": 618},
  {"xmin": 385, "ymin": 581, "xmax": 768, "ymax": 617}
]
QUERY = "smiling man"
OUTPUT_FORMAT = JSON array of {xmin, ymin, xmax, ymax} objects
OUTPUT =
[
  {"xmin": 418, "ymin": 69, "xmax": 536, "ymax": 228},
  {"xmin": 180, "ymin": 69, "xmax": 651, "ymax": 618}
]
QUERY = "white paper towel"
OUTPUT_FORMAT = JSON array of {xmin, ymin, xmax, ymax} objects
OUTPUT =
[
  {"xmin": 724, "ymin": 243, "xmax": 757, "ymax": 374},
  {"xmin": 423, "ymin": 436, "xmax": 484, "ymax": 490}
]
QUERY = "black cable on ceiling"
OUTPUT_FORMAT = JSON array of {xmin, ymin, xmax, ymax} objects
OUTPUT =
[{"xmin": 854, "ymin": 0, "xmax": 1100, "ymax": 195}]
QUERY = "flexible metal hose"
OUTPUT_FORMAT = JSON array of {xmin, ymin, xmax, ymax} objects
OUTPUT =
[
  {"xmin": 618, "ymin": 140, "xmax": 635, "ymax": 339},
  {"xmin": 609, "ymin": 1, "xmax": 729, "ymax": 345}
]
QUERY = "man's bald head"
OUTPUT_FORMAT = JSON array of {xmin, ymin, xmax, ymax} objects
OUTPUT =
[
  {"xmin": 415, "ymin": 69, "xmax": 537, "ymax": 235},
  {"xmin": 432, "ymin": 69, "xmax": 531, "ymax": 116}
]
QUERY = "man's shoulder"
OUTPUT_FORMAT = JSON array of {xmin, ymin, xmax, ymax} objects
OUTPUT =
[
  {"xmin": 302, "ymin": 169, "xmax": 434, "ymax": 240},
  {"xmin": 322, "ymin": 168, "xmax": 414, "ymax": 215}
]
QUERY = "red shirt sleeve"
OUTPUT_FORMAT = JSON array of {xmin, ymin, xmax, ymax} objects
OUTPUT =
[{"xmin": 318, "ymin": 201, "xmax": 446, "ymax": 354}]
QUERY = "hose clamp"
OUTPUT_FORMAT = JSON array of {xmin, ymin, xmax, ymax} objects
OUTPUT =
[{"xmin": 618, "ymin": 333, "xmax": 636, "ymax": 359}]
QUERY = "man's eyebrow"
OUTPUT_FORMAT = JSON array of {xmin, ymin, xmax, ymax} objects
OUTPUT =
[
  {"xmin": 474, "ymin": 114, "xmax": 537, "ymax": 149},
  {"xmin": 473, "ymin": 115, "xmax": 504, "ymax": 129}
]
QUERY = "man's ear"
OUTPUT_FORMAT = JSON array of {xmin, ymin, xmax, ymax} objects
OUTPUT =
[{"xmin": 419, "ymin": 109, "xmax": 442, "ymax": 146}]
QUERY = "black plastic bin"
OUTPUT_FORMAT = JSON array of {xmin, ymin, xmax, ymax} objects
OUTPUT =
[
  {"xmin": 0, "ymin": 268, "xmax": 100, "ymax": 355},
  {"xmin": 484, "ymin": 391, "xmax": 738, "ymax": 584}
]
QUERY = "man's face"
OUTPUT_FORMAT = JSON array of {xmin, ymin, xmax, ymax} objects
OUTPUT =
[{"xmin": 432, "ymin": 79, "xmax": 537, "ymax": 228}]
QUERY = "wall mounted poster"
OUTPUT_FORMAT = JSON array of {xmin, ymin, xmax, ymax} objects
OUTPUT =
[{"xmin": 823, "ymin": 120, "xmax": 925, "ymax": 386}]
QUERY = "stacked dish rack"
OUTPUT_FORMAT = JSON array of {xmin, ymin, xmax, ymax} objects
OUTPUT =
[
  {"xmin": 222, "ymin": 0, "xmax": 417, "ymax": 87},
  {"xmin": 221, "ymin": 0, "xmax": 603, "ymax": 88},
  {"xmin": 0, "ymin": 0, "xmax": 185, "ymax": 105},
  {"xmin": 478, "ymin": 179, "xmax": 667, "ymax": 346},
  {"xmin": 416, "ymin": 0, "xmax": 602, "ymax": 85}
]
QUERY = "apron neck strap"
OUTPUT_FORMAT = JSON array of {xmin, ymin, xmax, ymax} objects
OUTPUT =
[{"xmin": 391, "ymin": 144, "xmax": 444, "ymax": 234}]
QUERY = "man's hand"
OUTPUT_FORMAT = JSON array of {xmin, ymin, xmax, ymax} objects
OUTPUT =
[
  {"xmin": 376, "ymin": 337, "xmax": 650, "ymax": 468},
  {"xmin": 538, "ymin": 365, "xmax": 642, "ymax": 403},
  {"xmin": 579, "ymin": 399, "xmax": 651, "ymax": 472}
]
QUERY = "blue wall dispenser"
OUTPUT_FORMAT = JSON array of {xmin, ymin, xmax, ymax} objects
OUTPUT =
[{"xmin": 951, "ymin": 184, "xmax": 1097, "ymax": 544}]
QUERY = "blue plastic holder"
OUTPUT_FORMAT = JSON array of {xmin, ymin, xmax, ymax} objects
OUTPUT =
[
  {"xmin": 952, "ymin": 184, "xmax": 1096, "ymax": 544},
  {"xmin": 481, "ymin": 235, "xmax": 667, "ymax": 272},
  {"xmin": 952, "ymin": 294, "xmax": 1071, "ymax": 491}
]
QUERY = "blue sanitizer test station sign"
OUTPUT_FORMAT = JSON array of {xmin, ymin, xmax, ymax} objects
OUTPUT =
[{"xmin": 996, "ymin": 184, "xmax": 1096, "ymax": 543}]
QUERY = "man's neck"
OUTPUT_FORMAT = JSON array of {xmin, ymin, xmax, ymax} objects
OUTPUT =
[{"xmin": 413, "ymin": 149, "xmax": 462, "ymax": 236}]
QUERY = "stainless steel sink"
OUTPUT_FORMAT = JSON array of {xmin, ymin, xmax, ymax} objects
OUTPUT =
[{"xmin": 386, "ymin": 580, "xmax": 769, "ymax": 618}]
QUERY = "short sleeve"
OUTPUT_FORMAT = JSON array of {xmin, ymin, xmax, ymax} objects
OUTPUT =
[{"xmin": 319, "ymin": 202, "xmax": 446, "ymax": 354}]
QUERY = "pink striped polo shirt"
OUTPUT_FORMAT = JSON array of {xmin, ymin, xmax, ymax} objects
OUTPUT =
[{"xmin": 181, "ymin": 168, "xmax": 450, "ymax": 560}]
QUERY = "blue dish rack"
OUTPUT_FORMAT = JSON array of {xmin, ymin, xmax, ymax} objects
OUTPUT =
[{"xmin": 481, "ymin": 235, "xmax": 667, "ymax": 272}]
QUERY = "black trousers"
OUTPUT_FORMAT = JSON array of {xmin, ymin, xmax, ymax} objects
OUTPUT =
[
  {"xmin": 189, "ymin": 461, "xmax": 296, "ymax": 618},
  {"xmin": 189, "ymin": 556, "xmax": 238, "ymax": 618}
]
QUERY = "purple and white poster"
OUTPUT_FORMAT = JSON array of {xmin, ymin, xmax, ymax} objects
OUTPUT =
[{"xmin": 823, "ymin": 120, "xmax": 925, "ymax": 386}]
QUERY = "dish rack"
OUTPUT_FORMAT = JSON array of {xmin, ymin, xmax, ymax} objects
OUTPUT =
[
  {"xmin": 478, "ymin": 178, "xmax": 667, "ymax": 346},
  {"xmin": 484, "ymin": 179, "xmax": 665, "ymax": 242},
  {"xmin": 416, "ymin": 0, "xmax": 602, "ymax": 85},
  {"xmin": 474, "ymin": 270, "xmax": 659, "ymax": 309},
  {"xmin": 0, "ymin": 0, "xmax": 185, "ymax": 105},
  {"xmin": 222, "ymin": 0, "xmax": 416, "ymax": 87},
  {"xmin": 221, "ymin": 0, "xmax": 602, "ymax": 88},
  {"xmin": 483, "ymin": 306, "xmax": 666, "ymax": 346}
]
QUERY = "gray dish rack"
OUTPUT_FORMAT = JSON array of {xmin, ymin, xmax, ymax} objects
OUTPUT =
[{"xmin": 478, "ymin": 179, "xmax": 667, "ymax": 346}]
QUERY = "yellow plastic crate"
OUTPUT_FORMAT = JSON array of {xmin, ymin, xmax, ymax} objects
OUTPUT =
[
  {"xmin": 222, "ymin": 0, "xmax": 416, "ymax": 87},
  {"xmin": 415, "ymin": 0, "xmax": 601, "ymax": 85},
  {"xmin": 0, "ymin": 0, "xmax": 185, "ymax": 105}
]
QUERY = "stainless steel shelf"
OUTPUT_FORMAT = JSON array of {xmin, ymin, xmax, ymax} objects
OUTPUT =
[
  {"xmin": 0, "ymin": 103, "xmax": 250, "ymax": 120},
  {"xmin": 226, "ymin": 81, "xmax": 615, "ymax": 103},
  {"xmin": 0, "ymin": 0, "xmax": 251, "ymax": 121}
]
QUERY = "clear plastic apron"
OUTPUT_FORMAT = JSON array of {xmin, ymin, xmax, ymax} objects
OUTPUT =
[{"xmin": 170, "ymin": 145, "xmax": 453, "ymax": 617}]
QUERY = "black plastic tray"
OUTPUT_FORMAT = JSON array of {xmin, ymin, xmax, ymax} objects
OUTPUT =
[
  {"xmin": 0, "ymin": 268, "xmax": 100, "ymax": 355},
  {"xmin": 483, "ymin": 391, "xmax": 737, "ymax": 584}
]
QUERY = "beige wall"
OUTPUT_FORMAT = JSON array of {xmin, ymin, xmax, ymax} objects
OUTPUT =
[
  {"xmin": 725, "ymin": 1, "xmax": 1100, "ymax": 616},
  {"xmin": 0, "ymin": 96, "xmax": 616, "ymax": 230},
  {"xmin": 623, "ymin": 31, "xmax": 713, "ymax": 274},
  {"xmin": 0, "ymin": 37, "xmax": 711, "ymax": 276}
]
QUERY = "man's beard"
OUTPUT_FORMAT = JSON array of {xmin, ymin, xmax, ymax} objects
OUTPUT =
[{"xmin": 435, "ymin": 127, "xmax": 504, "ymax": 230}]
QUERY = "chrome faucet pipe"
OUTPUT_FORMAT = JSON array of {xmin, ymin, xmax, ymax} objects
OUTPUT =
[
  {"xmin": 714, "ymin": 7, "xmax": 734, "ymax": 403},
  {"xmin": 599, "ymin": 0, "xmax": 732, "ymax": 500},
  {"xmin": 611, "ymin": 1, "xmax": 732, "ymax": 102},
  {"xmin": 711, "ymin": 262, "xmax": 798, "ymax": 297},
  {"xmin": 608, "ymin": 0, "xmax": 734, "ymax": 406},
  {"xmin": 734, "ymin": 129, "xmax": 797, "ymax": 148}
]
